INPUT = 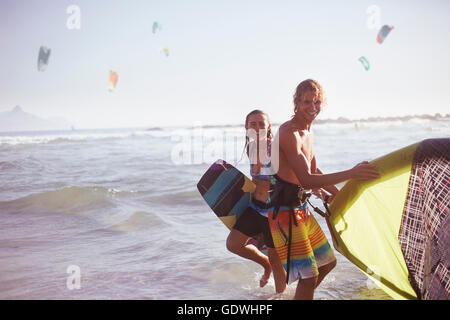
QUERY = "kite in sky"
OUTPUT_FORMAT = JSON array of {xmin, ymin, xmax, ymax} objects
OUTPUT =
[
  {"xmin": 108, "ymin": 70, "xmax": 118, "ymax": 92},
  {"xmin": 38, "ymin": 46, "xmax": 51, "ymax": 72},
  {"xmin": 358, "ymin": 56, "xmax": 370, "ymax": 71},
  {"xmin": 160, "ymin": 47, "xmax": 169, "ymax": 57},
  {"xmin": 377, "ymin": 25, "xmax": 394, "ymax": 44},
  {"xmin": 152, "ymin": 21, "xmax": 162, "ymax": 34}
]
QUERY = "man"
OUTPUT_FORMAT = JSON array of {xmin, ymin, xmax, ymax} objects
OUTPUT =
[{"xmin": 269, "ymin": 79, "xmax": 379, "ymax": 299}]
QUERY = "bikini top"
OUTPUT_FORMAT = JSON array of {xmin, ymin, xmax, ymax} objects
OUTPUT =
[
  {"xmin": 249, "ymin": 142, "xmax": 274, "ymax": 182},
  {"xmin": 248, "ymin": 142, "xmax": 277, "ymax": 209}
]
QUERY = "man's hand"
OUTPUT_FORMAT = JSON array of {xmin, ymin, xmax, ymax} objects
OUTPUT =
[
  {"xmin": 325, "ymin": 193, "xmax": 336, "ymax": 203},
  {"xmin": 312, "ymin": 188, "xmax": 326, "ymax": 200},
  {"xmin": 312, "ymin": 188, "xmax": 335, "ymax": 203},
  {"xmin": 350, "ymin": 161, "xmax": 380, "ymax": 180}
]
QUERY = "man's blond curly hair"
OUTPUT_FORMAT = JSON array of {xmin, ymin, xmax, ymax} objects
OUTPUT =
[{"xmin": 293, "ymin": 79, "xmax": 327, "ymax": 114}]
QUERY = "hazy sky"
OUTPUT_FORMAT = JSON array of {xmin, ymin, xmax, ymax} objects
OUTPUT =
[{"xmin": 1, "ymin": 0, "xmax": 449, "ymax": 129}]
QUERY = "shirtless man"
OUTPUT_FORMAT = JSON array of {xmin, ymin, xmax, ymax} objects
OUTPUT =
[{"xmin": 269, "ymin": 79, "xmax": 379, "ymax": 299}]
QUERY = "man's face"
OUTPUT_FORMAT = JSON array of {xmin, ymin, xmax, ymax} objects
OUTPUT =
[{"xmin": 296, "ymin": 90, "xmax": 322, "ymax": 122}]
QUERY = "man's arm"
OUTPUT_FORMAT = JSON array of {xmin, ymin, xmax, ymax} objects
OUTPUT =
[
  {"xmin": 310, "ymin": 156, "xmax": 338, "ymax": 196},
  {"xmin": 315, "ymin": 167, "xmax": 339, "ymax": 195},
  {"xmin": 279, "ymin": 127, "xmax": 379, "ymax": 189}
]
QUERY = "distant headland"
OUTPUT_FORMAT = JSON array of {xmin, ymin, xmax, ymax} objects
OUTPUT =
[
  {"xmin": 314, "ymin": 113, "xmax": 450, "ymax": 125},
  {"xmin": 0, "ymin": 106, "xmax": 73, "ymax": 133}
]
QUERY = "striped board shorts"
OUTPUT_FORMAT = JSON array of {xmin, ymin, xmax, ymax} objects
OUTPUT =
[{"xmin": 268, "ymin": 203, "xmax": 336, "ymax": 284}]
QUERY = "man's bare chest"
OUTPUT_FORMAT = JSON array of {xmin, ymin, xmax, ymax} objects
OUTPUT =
[{"xmin": 297, "ymin": 132, "xmax": 314, "ymax": 163}]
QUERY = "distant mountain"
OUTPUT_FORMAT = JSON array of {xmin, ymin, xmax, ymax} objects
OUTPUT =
[{"xmin": 0, "ymin": 106, "xmax": 73, "ymax": 132}]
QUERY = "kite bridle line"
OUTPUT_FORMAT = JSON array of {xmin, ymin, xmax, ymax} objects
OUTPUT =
[{"xmin": 304, "ymin": 191, "xmax": 332, "ymax": 218}]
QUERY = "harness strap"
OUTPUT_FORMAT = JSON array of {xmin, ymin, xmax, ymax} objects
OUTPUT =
[
  {"xmin": 272, "ymin": 205, "xmax": 280, "ymax": 220},
  {"xmin": 272, "ymin": 203, "xmax": 301, "ymax": 284},
  {"xmin": 285, "ymin": 206, "xmax": 299, "ymax": 284},
  {"xmin": 285, "ymin": 207, "xmax": 293, "ymax": 284}
]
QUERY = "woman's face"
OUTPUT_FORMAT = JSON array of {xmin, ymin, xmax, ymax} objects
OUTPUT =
[{"xmin": 246, "ymin": 113, "xmax": 270, "ymax": 141}]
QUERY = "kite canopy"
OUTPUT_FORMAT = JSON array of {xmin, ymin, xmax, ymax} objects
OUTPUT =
[
  {"xmin": 398, "ymin": 139, "xmax": 449, "ymax": 300},
  {"xmin": 358, "ymin": 56, "xmax": 370, "ymax": 71},
  {"xmin": 160, "ymin": 47, "xmax": 169, "ymax": 57},
  {"xmin": 328, "ymin": 138, "xmax": 449, "ymax": 300},
  {"xmin": 38, "ymin": 46, "xmax": 51, "ymax": 72},
  {"xmin": 152, "ymin": 21, "xmax": 162, "ymax": 34},
  {"xmin": 108, "ymin": 70, "xmax": 118, "ymax": 91},
  {"xmin": 377, "ymin": 25, "xmax": 394, "ymax": 44}
]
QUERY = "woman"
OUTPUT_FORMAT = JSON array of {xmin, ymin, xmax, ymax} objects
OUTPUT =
[{"xmin": 226, "ymin": 109, "xmax": 286, "ymax": 293}]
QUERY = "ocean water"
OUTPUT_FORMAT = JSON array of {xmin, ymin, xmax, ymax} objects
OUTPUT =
[{"xmin": 0, "ymin": 118, "xmax": 448, "ymax": 300}]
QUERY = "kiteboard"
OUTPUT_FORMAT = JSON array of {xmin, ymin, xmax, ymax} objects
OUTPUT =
[
  {"xmin": 328, "ymin": 138, "xmax": 449, "ymax": 300},
  {"xmin": 197, "ymin": 159, "xmax": 267, "ymax": 252}
]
